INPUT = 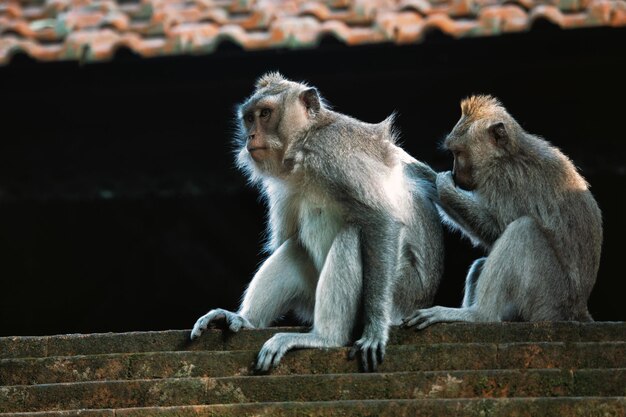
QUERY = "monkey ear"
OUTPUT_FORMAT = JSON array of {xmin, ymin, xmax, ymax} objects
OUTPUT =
[
  {"xmin": 488, "ymin": 122, "xmax": 508, "ymax": 145},
  {"xmin": 300, "ymin": 88, "xmax": 321, "ymax": 114}
]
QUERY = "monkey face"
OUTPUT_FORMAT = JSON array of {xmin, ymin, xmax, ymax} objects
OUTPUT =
[
  {"xmin": 451, "ymin": 148, "xmax": 476, "ymax": 191},
  {"xmin": 445, "ymin": 116, "xmax": 509, "ymax": 192},
  {"xmin": 235, "ymin": 77, "xmax": 322, "ymax": 180},
  {"xmin": 240, "ymin": 98, "xmax": 282, "ymax": 164},
  {"xmin": 443, "ymin": 124, "xmax": 477, "ymax": 191}
]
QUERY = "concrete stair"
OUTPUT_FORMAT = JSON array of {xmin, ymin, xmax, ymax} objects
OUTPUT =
[{"xmin": 1, "ymin": 322, "xmax": 624, "ymax": 416}]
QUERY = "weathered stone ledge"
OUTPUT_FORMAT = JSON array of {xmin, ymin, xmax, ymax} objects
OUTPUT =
[
  {"xmin": 1, "ymin": 323, "xmax": 624, "ymax": 416},
  {"xmin": 1, "ymin": 342, "xmax": 624, "ymax": 385},
  {"xmin": 1, "ymin": 397, "xmax": 625, "ymax": 417},
  {"xmin": 2, "ymin": 322, "xmax": 625, "ymax": 359},
  {"xmin": 1, "ymin": 369, "xmax": 626, "ymax": 413}
]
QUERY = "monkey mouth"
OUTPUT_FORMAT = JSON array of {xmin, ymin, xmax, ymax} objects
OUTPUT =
[
  {"xmin": 247, "ymin": 147, "xmax": 268, "ymax": 153},
  {"xmin": 247, "ymin": 147, "xmax": 268, "ymax": 161}
]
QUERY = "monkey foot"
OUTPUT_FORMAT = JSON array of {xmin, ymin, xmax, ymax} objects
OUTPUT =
[{"xmin": 402, "ymin": 306, "xmax": 470, "ymax": 330}]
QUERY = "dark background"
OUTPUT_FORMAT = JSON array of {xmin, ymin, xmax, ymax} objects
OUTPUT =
[{"xmin": 1, "ymin": 23, "xmax": 625, "ymax": 336}]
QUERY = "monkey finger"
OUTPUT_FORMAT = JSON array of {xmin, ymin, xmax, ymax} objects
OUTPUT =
[
  {"xmin": 359, "ymin": 349, "xmax": 369, "ymax": 373},
  {"xmin": 348, "ymin": 342, "xmax": 361, "ymax": 361},
  {"xmin": 191, "ymin": 309, "xmax": 228, "ymax": 337},
  {"xmin": 255, "ymin": 350, "xmax": 271, "ymax": 372},
  {"xmin": 226, "ymin": 313, "xmax": 244, "ymax": 332},
  {"xmin": 209, "ymin": 310, "xmax": 227, "ymax": 324},
  {"xmin": 369, "ymin": 342, "xmax": 385, "ymax": 372},
  {"xmin": 368, "ymin": 346, "xmax": 378, "ymax": 372},
  {"xmin": 271, "ymin": 349, "xmax": 285, "ymax": 369},
  {"xmin": 401, "ymin": 315, "xmax": 421, "ymax": 329},
  {"xmin": 348, "ymin": 347, "xmax": 356, "ymax": 361},
  {"xmin": 228, "ymin": 321, "xmax": 242, "ymax": 332},
  {"xmin": 436, "ymin": 171, "xmax": 455, "ymax": 191},
  {"xmin": 417, "ymin": 319, "xmax": 434, "ymax": 330},
  {"xmin": 412, "ymin": 312, "xmax": 437, "ymax": 330},
  {"xmin": 190, "ymin": 317, "xmax": 209, "ymax": 340},
  {"xmin": 240, "ymin": 316, "xmax": 254, "ymax": 329},
  {"xmin": 376, "ymin": 343, "xmax": 385, "ymax": 365},
  {"xmin": 439, "ymin": 171, "xmax": 453, "ymax": 182},
  {"xmin": 263, "ymin": 355, "xmax": 274, "ymax": 372},
  {"xmin": 189, "ymin": 326, "xmax": 202, "ymax": 340}
]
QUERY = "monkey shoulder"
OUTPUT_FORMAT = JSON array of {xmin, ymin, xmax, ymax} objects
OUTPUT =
[
  {"xmin": 297, "ymin": 123, "xmax": 402, "ymax": 185},
  {"xmin": 308, "ymin": 112, "xmax": 394, "ymax": 149}
]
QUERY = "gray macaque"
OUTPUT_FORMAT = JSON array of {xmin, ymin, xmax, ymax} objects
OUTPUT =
[
  {"xmin": 190, "ymin": 73, "xmax": 443, "ymax": 371},
  {"xmin": 403, "ymin": 95, "xmax": 602, "ymax": 329}
]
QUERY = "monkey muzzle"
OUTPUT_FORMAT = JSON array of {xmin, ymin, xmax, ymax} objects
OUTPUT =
[{"xmin": 247, "ymin": 146, "xmax": 268, "ymax": 161}]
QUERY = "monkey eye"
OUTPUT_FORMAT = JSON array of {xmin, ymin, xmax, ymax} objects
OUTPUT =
[
  {"xmin": 244, "ymin": 114, "xmax": 254, "ymax": 123},
  {"xmin": 260, "ymin": 108, "xmax": 271, "ymax": 118}
]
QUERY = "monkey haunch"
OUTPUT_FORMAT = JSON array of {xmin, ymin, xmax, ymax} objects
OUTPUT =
[
  {"xmin": 404, "ymin": 95, "xmax": 602, "ymax": 329},
  {"xmin": 190, "ymin": 73, "xmax": 443, "ymax": 372}
]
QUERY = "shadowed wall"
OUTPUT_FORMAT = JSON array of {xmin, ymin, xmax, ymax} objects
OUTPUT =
[{"xmin": 1, "ymin": 25, "xmax": 624, "ymax": 336}]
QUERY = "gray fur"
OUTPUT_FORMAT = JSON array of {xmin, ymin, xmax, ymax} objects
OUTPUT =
[
  {"xmin": 191, "ymin": 73, "xmax": 444, "ymax": 371},
  {"xmin": 403, "ymin": 95, "xmax": 602, "ymax": 329},
  {"xmin": 462, "ymin": 257, "xmax": 486, "ymax": 308}
]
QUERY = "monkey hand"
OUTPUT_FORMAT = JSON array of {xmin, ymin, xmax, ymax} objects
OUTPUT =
[
  {"xmin": 436, "ymin": 171, "xmax": 457, "ymax": 195},
  {"xmin": 255, "ymin": 333, "xmax": 296, "ymax": 372},
  {"xmin": 190, "ymin": 308, "xmax": 252, "ymax": 340},
  {"xmin": 348, "ymin": 329, "xmax": 388, "ymax": 372}
]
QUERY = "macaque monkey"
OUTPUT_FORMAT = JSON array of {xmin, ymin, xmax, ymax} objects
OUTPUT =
[
  {"xmin": 191, "ymin": 73, "xmax": 443, "ymax": 371},
  {"xmin": 404, "ymin": 95, "xmax": 602, "ymax": 329}
]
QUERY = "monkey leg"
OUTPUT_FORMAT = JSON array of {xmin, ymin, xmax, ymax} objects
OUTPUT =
[
  {"xmin": 402, "ymin": 257, "xmax": 487, "ymax": 329},
  {"xmin": 256, "ymin": 226, "xmax": 362, "ymax": 372},
  {"xmin": 472, "ymin": 216, "xmax": 571, "ymax": 322},
  {"xmin": 404, "ymin": 217, "xmax": 570, "ymax": 328},
  {"xmin": 402, "ymin": 305, "xmax": 479, "ymax": 329},
  {"xmin": 191, "ymin": 238, "xmax": 316, "ymax": 340},
  {"xmin": 461, "ymin": 257, "xmax": 487, "ymax": 308}
]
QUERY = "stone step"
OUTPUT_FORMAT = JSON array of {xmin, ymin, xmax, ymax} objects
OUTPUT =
[
  {"xmin": 2, "ymin": 322, "xmax": 625, "ymax": 359},
  {"xmin": 1, "ymin": 397, "xmax": 625, "ymax": 417},
  {"xmin": 2, "ymin": 342, "xmax": 624, "ymax": 385},
  {"xmin": 1, "ymin": 369, "xmax": 624, "ymax": 413}
]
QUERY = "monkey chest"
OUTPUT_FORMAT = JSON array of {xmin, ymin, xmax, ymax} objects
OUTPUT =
[{"xmin": 297, "ymin": 201, "xmax": 344, "ymax": 272}]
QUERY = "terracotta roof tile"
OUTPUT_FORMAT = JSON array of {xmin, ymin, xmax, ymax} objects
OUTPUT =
[{"xmin": 1, "ymin": 0, "xmax": 625, "ymax": 64}]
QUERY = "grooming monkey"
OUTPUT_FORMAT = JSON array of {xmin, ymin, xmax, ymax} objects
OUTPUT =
[
  {"xmin": 404, "ymin": 95, "xmax": 602, "ymax": 329},
  {"xmin": 191, "ymin": 73, "xmax": 443, "ymax": 371}
]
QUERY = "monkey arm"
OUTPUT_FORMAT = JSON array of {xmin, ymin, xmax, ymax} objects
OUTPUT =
[
  {"xmin": 436, "ymin": 171, "xmax": 500, "ymax": 248},
  {"xmin": 349, "ymin": 215, "xmax": 400, "ymax": 372},
  {"xmin": 304, "ymin": 147, "xmax": 406, "ymax": 371},
  {"xmin": 238, "ymin": 238, "xmax": 317, "ymax": 328},
  {"xmin": 191, "ymin": 238, "xmax": 317, "ymax": 340},
  {"xmin": 311, "ymin": 153, "xmax": 399, "ymax": 342},
  {"xmin": 191, "ymin": 238, "xmax": 315, "ymax": 339},
  {"xmin": 256, "ymin": 225, "xmax": 364, "ymax": 372}
]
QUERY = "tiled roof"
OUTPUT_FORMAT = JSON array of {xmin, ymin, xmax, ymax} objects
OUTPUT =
[{"xmin": 1, "ymin": 0, "xmax": 625, "ymax": 64}]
